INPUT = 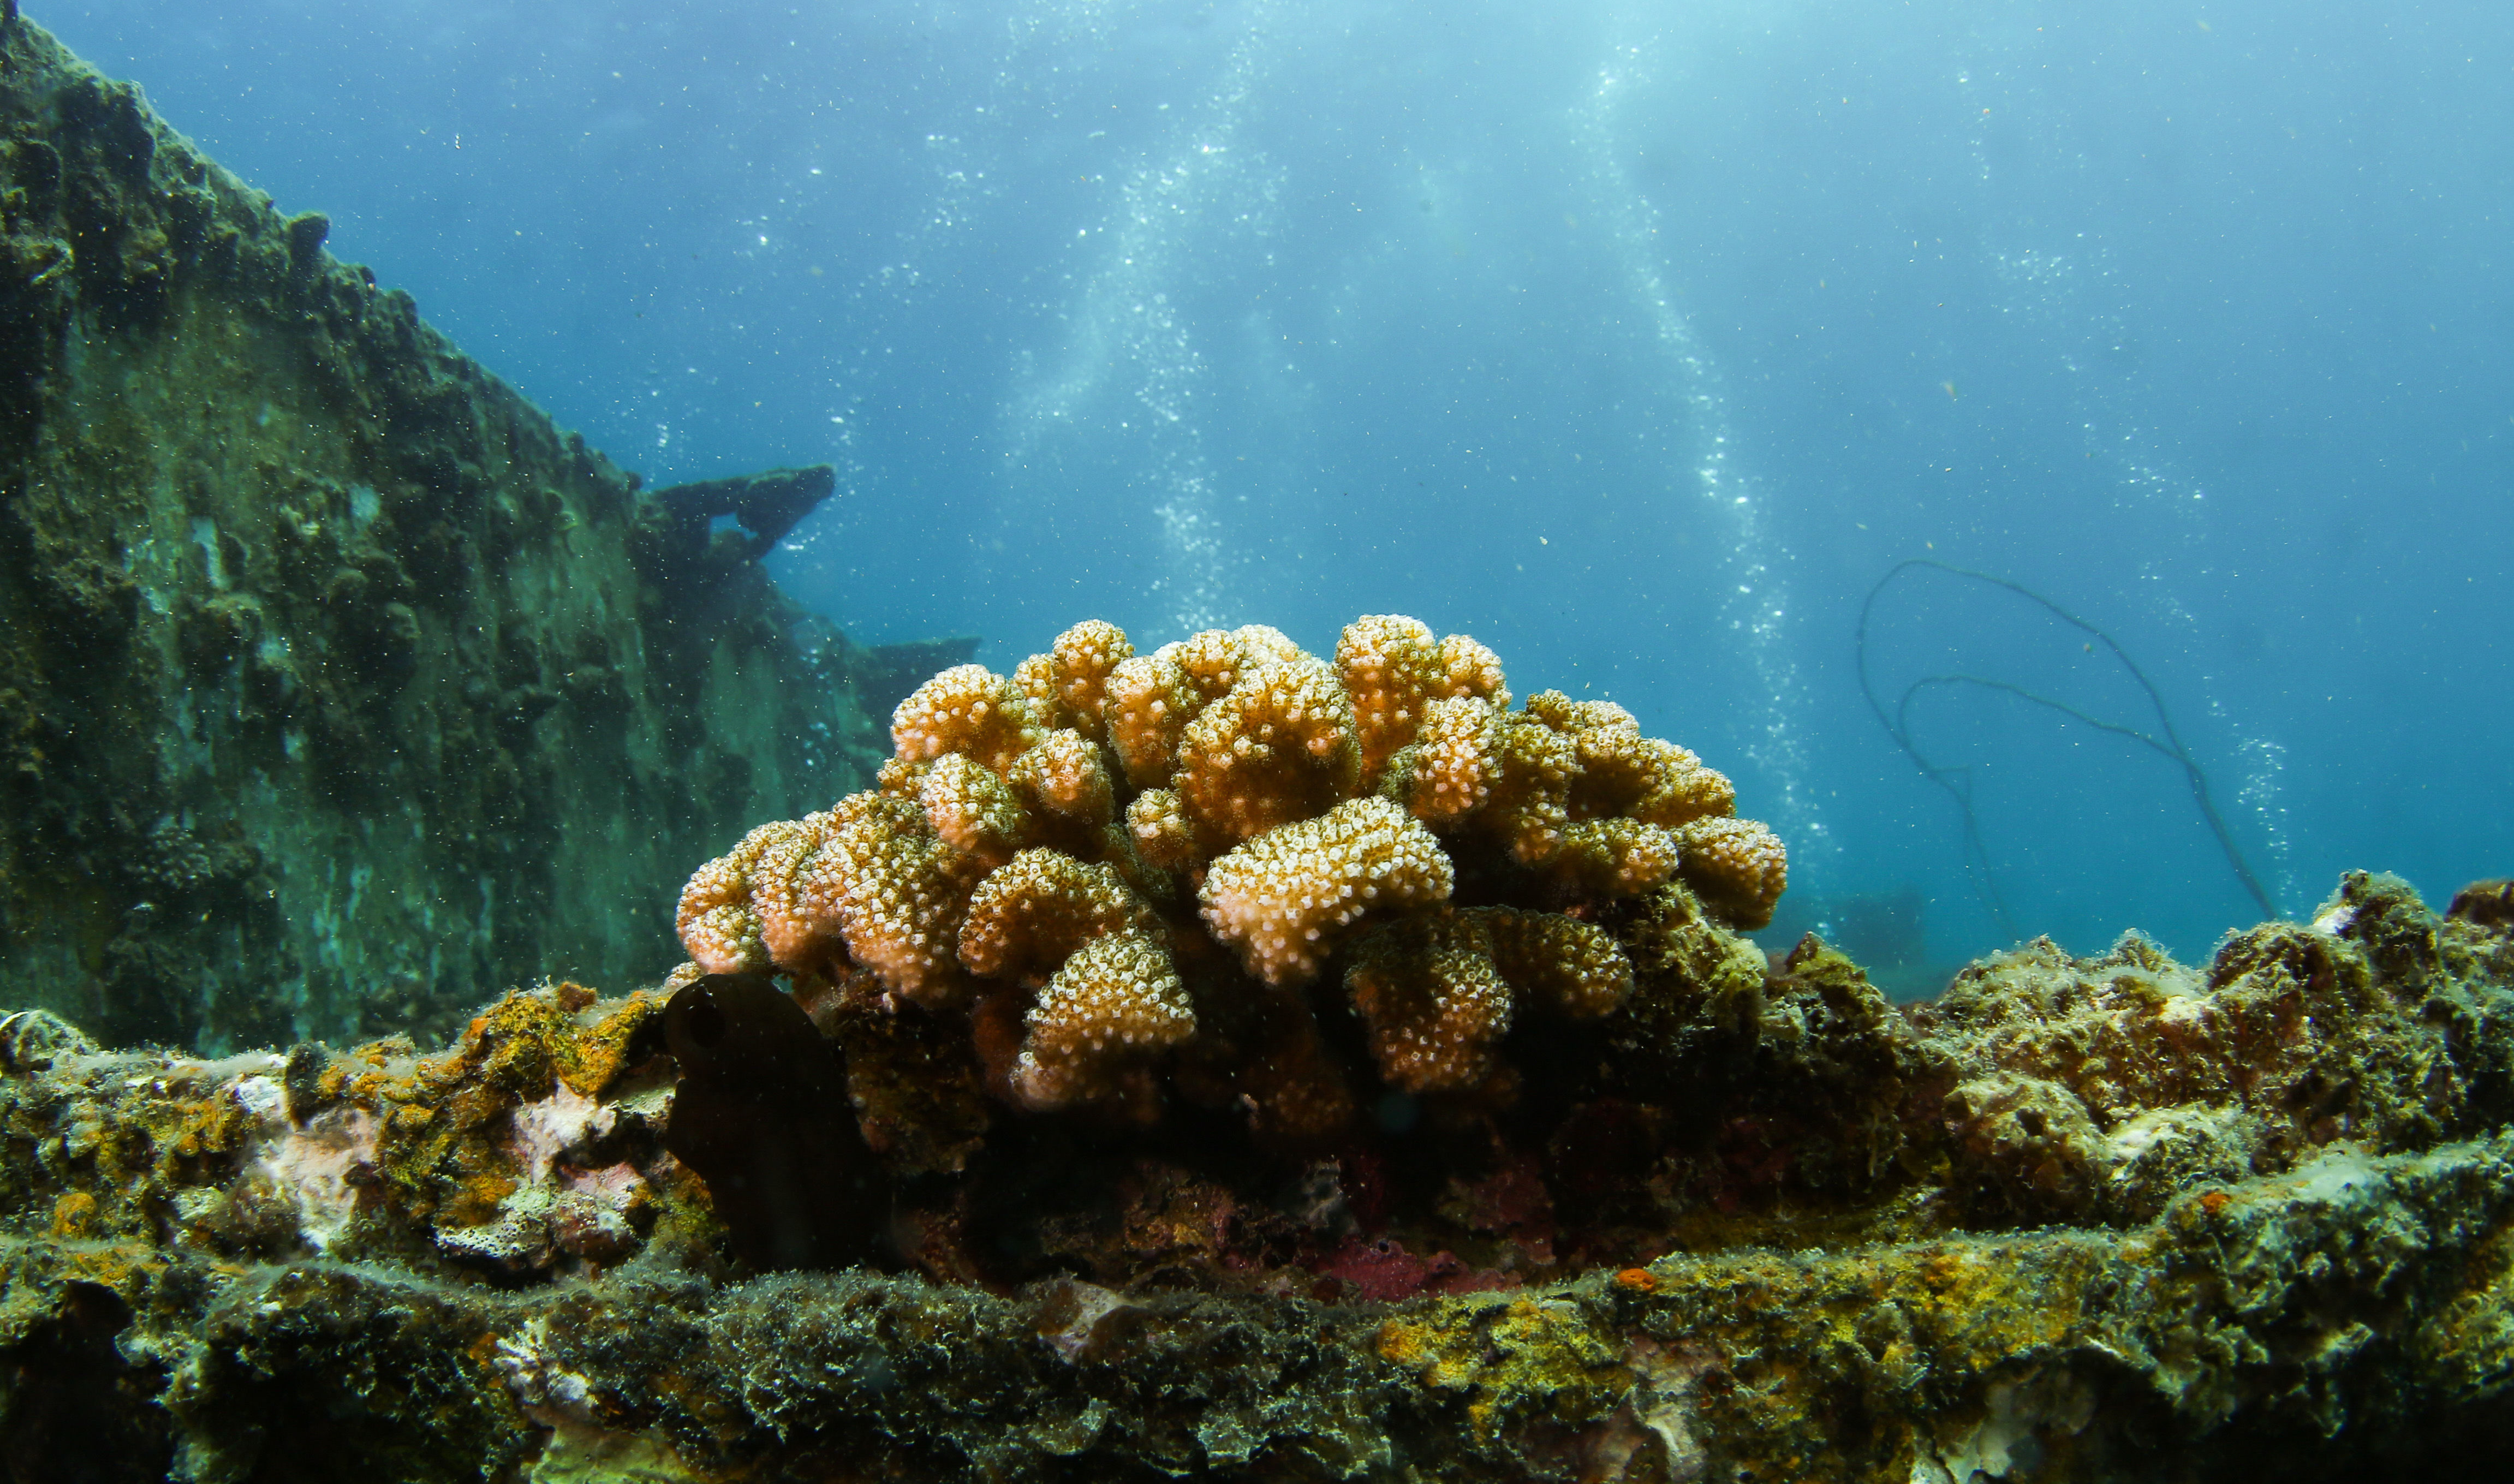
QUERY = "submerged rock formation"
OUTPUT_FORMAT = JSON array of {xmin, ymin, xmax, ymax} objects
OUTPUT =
[
  {"xmin": 4, "ymin": 871, "xmax": 2514, "ymax": 1480},
  {"xmin": 0, "ymin": 15, "xmax": 924, "ymax": 1050}
]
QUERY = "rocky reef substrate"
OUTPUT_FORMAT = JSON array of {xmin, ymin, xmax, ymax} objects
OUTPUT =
[{"xmin": 4, "ymin": 871, "xmax": 2514, "ymax": 1481}]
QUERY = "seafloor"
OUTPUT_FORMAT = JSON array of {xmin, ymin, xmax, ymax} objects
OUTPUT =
[
  {"xmin": 7, "ymin": 871, "xmax": 2514, "ymax": 1482},
  {"xmin": 9, "ymin": 11, "xmax": 2514, "ymax": 1482}
]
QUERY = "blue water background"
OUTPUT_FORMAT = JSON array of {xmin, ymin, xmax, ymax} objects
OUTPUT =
[{"xmin": 37, "ymin": 0, "xmax": 2513, "ymax": 983}]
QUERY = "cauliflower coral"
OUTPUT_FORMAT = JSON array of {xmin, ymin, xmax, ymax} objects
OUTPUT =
[{"xmin": 673, "ymin": 615, "xmax": 1786, "ymax": 1136}]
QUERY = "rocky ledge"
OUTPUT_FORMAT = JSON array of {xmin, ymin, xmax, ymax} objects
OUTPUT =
[{"xmin": 3, "ymin": 871, "xmax": 2512, "ymax": 1481}]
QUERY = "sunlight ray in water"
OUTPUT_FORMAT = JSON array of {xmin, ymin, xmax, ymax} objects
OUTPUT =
[
  {"xmin": 1576, "ymin": 34, "xmax": 1837, "ymax": 885},
  {"xmin": 995, "ymin": 0, "xmax": 1288, "ymax": 641}
]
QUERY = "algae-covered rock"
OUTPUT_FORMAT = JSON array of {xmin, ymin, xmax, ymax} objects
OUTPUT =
[
  {"xmin": 5, "ymin": 872, "xmax": 2514, "ymax": 1480},
  {"xmin": 0, "ymin": 16, "xmax": 932, "ymax": 1051}
]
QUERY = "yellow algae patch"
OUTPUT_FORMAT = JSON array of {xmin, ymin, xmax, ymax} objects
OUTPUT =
[
  {"xmin": 1377, "ymin": 1294, "xmax": 1631, "ymax": 1441},
  {"xmin": 450, "ymin": 984, "xmax": 666, "ymax": 1101},
  {"xmin": 361, "ymin": 986, "xmax": 670, "ymax": 1224},
  {"xmin": 59, "ymin": 1238, "xmax": 164, "ymax": 1287},
  {"xmin": 0, "ymin": 979, "xmax": 678, "ymax": 1270},
  {"xmin": 1892, "ymin": 1239, "xmax": 2106, "ymax": 1372},
  {"xmin": 49, "ymin": 1189, "xmax": 98, "ymax": 1237}
]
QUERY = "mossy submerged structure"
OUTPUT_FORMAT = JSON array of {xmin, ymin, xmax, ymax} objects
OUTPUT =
[
  {"xmin": 0, "ymin": 13, "xmax": 991, "ymax": 1053},
  {"xmin": 7, "ymin": 873, "xmax": 2514, "ymax": 1481},
  {"xmin": 9, "ymin": 15, "xmax": 2514, "ymax": 1482}
]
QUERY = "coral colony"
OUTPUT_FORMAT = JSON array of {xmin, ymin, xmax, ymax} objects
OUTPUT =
[{"xmin": 672, "ymin": 617, "xmax": 1785, "ymax": 1154}]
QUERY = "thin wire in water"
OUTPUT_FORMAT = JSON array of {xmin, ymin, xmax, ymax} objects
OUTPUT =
[{"xmin": 1856, "ymin": 557, "xmax": 2277, "ymax": 937}]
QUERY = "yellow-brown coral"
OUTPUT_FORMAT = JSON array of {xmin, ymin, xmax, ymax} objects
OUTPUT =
[
  {"xmin": 1672, "ymin": 815, "xmax": 1790, "ymax": 931},
  {"xmin": 1345, "ymin": 911, "xmax": 1515, "ymax": 1093},
  {"xmin": 919, "ymin": 753, "xmax": 1031, "ymax": 869},
  {"xmin": 1173, "ymin": 655, "xmax": 1361, "ymax": 845},
  {"xmin": 1104, "ymin": 652, "xmax": 1200, "ymax": 789},
  {"xmin": 676, "ymin": 820, "xmax": 791, "ymax": 975},
  {"xmin": 1124, "ymin": 788, "xmax": 1201, "ymax": 872},
  {"xmin": 1337, "ymin": 615, "xmax": 1511, "ymax": 791},
  {"xmin": 1038, "ymin": 618, "xmax": 1134, "ymax": 742},
  {"xmin": 749, "ymin": 812, "xmax": 840, "ymax": 973},
  {"xmin": 1010, "ymin": 931, "xmax": 1195, "ymax": 1111},
  {"xmin": 892, "ymin": 664, "xmax": 1040, "ymax": 772},
  {"xmin": 1550, "ymin": 818, "xmax": 1681, "ymax": 898},
  {"xmin": 1200, "ymin": 796, "xmax": 1454, "ymax": 986},
  {"xmin": 1008, "ymin": 729, "xmax": 1115, "ymax": 829},
  {"xmin": 1385, "ymin": 695, "xmax": 1502, "ymax": 826},
  {"xmin": 1479, "ymin": 714, "xmax": 1579, "ymax": 865},
  {"xmin": 1345, "ymin": 906, "xmax": 1633, "ymax": 1092},
  {"xmin": 958, "ymin": 849, "xmax": 1159, "ymax": 982},
  {"xmin": 1336, "ymin": 613, "xmax": 1443, "ymax": 788},
  {"xmin": 801, "ymin": 792, "xmax": 977, "ymax": 1005},
  {"xmin": 674, "ymin": 614, "xmax": 1784, "ymax": 1131}
]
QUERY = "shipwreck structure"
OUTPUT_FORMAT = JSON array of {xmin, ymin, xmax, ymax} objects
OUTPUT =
[{"xmin": 0, "ymin": 14, "xmax": 931, "ymax": 1051}]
